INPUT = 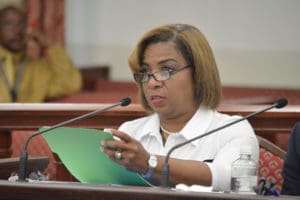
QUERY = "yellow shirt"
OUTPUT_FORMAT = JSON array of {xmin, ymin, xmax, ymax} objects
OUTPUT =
[{"xmin": 0, "ymin": 45, "xmax": 82, "ymax": 102}]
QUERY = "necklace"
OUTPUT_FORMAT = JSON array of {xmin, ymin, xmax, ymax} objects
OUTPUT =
[{"xmin": 160, "ymin": 125, "xmax": 178, "ymax": 135}]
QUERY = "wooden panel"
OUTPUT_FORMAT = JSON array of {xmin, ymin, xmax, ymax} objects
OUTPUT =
[
  {"xmin": 0, "ymin": 103, "xmax": 299, "ymax": 180},
  {"xmin": 0, "ymin": 131, "xmax": 11, "ymax": 158},
  {"xmin": 0, "ymin": 103, "xmax": 144, "ymax": 131},
  {"xmin": 1, "ymin": 103, "xmax": 299, "ymax": 135},
  {"xmin": 80, "ymin": 66, "xmax": 110, "ymax": 91},
  {"xmin": 0, "ymin": 103, "xmax": 298, "ymax": 128},
  {"xmin": 0, "ymin": 157, "xmax": 49, "ymax": 180},
  {"xmin": 0, "ymin": 103, "xmax": 299, "ymax": 147}
]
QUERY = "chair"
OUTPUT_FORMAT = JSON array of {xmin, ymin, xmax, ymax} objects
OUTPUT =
[
  {"xmin": 257, "ymin": 135, "xmax": 286, "ymax": 192},
  {"xmin": 12, "ymin": 131, "xmax": 56, "ymax": 180}
]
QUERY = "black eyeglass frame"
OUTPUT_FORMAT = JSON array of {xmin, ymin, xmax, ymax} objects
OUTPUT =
[{"xmin": 133, "ymin": 65, "xmax": 190, "ymax": 83}]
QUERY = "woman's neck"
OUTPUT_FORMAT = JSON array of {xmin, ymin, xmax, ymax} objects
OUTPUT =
[{"xmin": 159, "ymin": 106, "xmax": 198, "ymax": 133}]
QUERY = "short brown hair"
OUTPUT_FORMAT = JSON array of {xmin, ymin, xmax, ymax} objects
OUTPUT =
[{"xmin": 128, "ymin": 24, "xmax": 221, "ymax": 112}]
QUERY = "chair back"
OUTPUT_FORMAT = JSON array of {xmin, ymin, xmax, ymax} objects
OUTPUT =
[{"xmin": 257, "ymin": 136, "xmax": 286, "ymax": 192}]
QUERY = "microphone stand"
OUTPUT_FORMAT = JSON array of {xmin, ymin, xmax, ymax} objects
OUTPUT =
[
  {"xmin": 160, "ymin": 98, "xmax": 288, "ymax": 187},
  {"xmin": 17, "ymin": 97, "xmax": 131, "ymax": 182}
]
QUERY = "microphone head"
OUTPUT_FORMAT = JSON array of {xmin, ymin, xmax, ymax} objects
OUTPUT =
[
  {"xmin": 120, "ymin": 97, "xmax": 131, "ymax": 107},
  {"xmin": 275, "ymin": 98, "xmax": 288, "ymax": 108}
]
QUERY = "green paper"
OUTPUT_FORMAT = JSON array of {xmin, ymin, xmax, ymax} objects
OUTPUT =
[{"xmin": 42, "ymin": 127, "xmax": 151, "ymax": 186}]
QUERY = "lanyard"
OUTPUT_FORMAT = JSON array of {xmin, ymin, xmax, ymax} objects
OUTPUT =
[{"xmin": 0, "ymin": 59, "xmax": 25, "ymax": 102}]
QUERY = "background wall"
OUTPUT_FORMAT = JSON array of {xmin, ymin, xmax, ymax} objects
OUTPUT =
[
  {"xmin": 0, "ymin": 0, "xmax": 22, "ymax": 7},
  {"xmin": 68, "ymin": 0, "xmax": 299, "ymax": 89}
]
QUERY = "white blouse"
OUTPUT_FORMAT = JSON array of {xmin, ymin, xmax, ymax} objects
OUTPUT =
[{"xmin": 118, "ymin": 106, "xmax": 259, "ymax": 192}]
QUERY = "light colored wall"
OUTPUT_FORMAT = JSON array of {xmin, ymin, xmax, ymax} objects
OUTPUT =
[
  {"xmin": 0, "ymin": 0, "xmax": 22, "ymax": 7},
  {"xmin": 65, "ymin": 0, "xmax": 300, "ymax": 89}
]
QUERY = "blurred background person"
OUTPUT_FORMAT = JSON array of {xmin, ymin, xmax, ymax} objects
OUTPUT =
[
  {"xmin": 0, "ymin": 5, "xmax": 81, "ymax": 102},
  {"xmin": 281, "ymin": 122, "xmax": 300, "ymax": 196}
]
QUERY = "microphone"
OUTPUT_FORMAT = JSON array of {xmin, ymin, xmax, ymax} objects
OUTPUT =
[
  {"xmin": 160, "ymin": 98, "xmax": 288, "ymax": 187},
  {"xmin": 17, "ymin": 97, "xmax": 131, "ymax": 182}
]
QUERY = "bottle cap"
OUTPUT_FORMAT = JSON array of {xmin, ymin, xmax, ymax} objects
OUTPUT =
[{"xmin": 240, "ymin": 146, "xmax": 252, "ymax": 154}]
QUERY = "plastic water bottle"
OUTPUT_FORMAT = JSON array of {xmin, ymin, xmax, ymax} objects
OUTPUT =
[{"xmin": 231, "ymin": 146, "xmax": 258, "ymax": 194}]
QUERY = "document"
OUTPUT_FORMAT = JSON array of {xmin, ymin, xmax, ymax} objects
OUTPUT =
[{"xmin": 42, "ymin": 127, "xmax": 151, "ymax": 186}]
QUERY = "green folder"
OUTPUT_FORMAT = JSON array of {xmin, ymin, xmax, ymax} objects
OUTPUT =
[{"xmin": 42, "ymin": 127, "xmax": 151, "ymax": 186}]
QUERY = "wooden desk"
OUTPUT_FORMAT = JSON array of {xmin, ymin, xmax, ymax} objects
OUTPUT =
[
  {"xmin": 0, "ymin": 180, "xmax": 299, "ymax": 200},
  {"xmin": 0, "ymin": 103, "xmax": 299, "ymax": 180},
  {"xmin": 0, "ymin": 103, "xmax": 299, "ymax": 150}
]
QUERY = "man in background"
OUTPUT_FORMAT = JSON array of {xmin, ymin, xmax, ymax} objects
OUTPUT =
[
  {"xmin": 0, "ymin": 6, "xmax": 82, "ymax": 102},
  {"xmin": 281, "ymin": 122, "xmax": 300, "ymax": 196}
]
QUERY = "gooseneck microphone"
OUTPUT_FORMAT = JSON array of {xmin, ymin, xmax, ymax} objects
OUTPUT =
[
  {"xmin": 17, "ymin": 97, "xmax": 131, "ymax": 182},
  {"xmin": 160, "ymin": 98, "xmax": 288, "ymax": 187}
]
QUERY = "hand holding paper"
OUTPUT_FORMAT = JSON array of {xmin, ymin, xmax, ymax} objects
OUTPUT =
[
  {"xmin": 100, "ymin": 129, "xmax": 152, "ymax": 175},
  {"xmin": 42, "ymin": 127, "xmax": 151, "ymax": 186}
]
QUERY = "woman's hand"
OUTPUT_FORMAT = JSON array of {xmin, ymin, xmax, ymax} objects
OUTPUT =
[{"xmin": 100, "ymin": 129, "xmax": 149, "ymax": 174}]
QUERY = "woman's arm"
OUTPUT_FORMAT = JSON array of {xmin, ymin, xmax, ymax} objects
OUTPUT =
[{"xmin": 101, "ymin": 129, "xmax": 212, "ymax": 186}]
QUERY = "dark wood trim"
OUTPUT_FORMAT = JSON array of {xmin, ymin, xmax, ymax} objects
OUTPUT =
[
  {"xmin": 0, "ymin": 103, "xmax": 299, "ymax": 136},
  {"xmin": 0, "ymin": 103, "xmax": 144, "ymax": 131},
  {"xmin": 0, "ymin": 103, "xmax": 299, "ymax": 134}
]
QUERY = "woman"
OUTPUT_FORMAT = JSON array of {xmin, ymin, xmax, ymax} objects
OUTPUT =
[{"xmin": 101, "ymin": 24, "xmax": 259, "ymax": 192}]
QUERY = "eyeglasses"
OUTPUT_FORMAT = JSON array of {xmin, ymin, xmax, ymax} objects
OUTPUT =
[{"xmin": 133, "ymin": 65, "xmax": 190, "ymax": 83}]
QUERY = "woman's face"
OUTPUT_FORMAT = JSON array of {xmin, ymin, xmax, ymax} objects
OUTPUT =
[{"xmin": 141, "ymin": 41, "xmax": 198, "ymax": 120}]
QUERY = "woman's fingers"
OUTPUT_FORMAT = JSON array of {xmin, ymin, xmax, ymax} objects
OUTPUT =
[
  {"xmin": 100, "ymin": 141, "xmax": 123, "ymax": 161},
  {"xmin": 100, "ymin": 129, "xmax": 149, "ymax": 172},
  {"xmin": 110, "ymin": 129, "xmax": 133, "ymax": 142}
]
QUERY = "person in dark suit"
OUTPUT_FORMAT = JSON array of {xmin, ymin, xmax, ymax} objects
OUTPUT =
[{"xmin": 281, "ymin": 122, "xmax": 300, "ymax": 195}]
